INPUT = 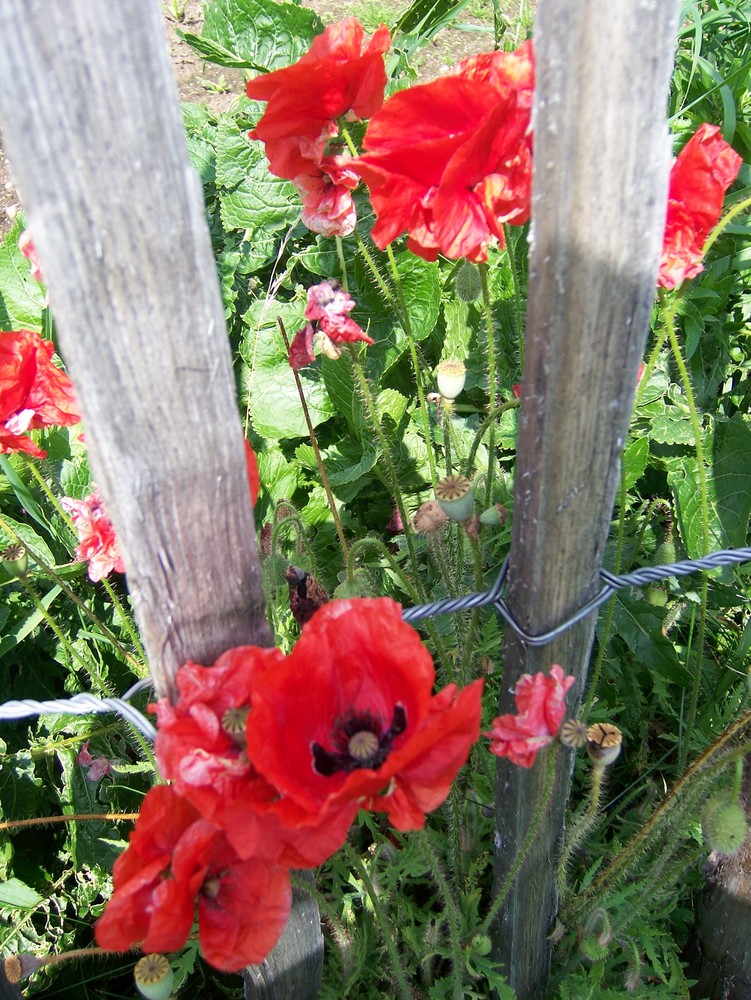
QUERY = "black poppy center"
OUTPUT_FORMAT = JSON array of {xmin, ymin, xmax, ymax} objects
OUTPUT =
[{"xmin": 312, "ymin": 705, "xmax": 407, "ymax": 776}]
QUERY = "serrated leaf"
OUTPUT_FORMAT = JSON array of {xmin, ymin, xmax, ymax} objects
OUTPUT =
[
  {"xmin": 442, "ymin": 297, "xmax": 472, "ymax": 360},
  {"xmin": 323, "ymin": 440, "xmax": 379, "ymax": 487},
  {"xmin": 182, "ymin": 0, "xmax": 323, "ymax": 72},
  {"xmin": 220, "ymin": 158, "xmax": 299, "ymax": 232},
  {"xmin": 57, "ymin": 747, "xmax": 125, "ymax": 869},
  {"xmin": 186, "ymin": 136, "xmax": 216, "ymax": 184},
  {"xmin": 257, "ymin": 448, "xmax": 299, "ymax": 501},
  {"xmin": 611, "ymin": 594, "xmax": 692, "ymax": 686},
  {"xmin": 243, "ymin": 300, "xmax": 334, "ymax": 439},
  {"xmin": 622, "ymin": 436, "xmax": 649, "ymax": 490},
  {"xmin": 0, "ymin": 878, "xmax": 44, "ymax": 909},
  {"xmin": 0, "ymin": 219, "xmax": 47, "ymax": 332},
  {"xmin": 650, "ymin": 409, "xmax": 695, "ymax": 445},
  {"xmin": 378, "ymin": 388, "xmax": 409, "ymax": 427},
  {"xmin": 215, "ymin": 117, "xmax": 260, "ymax": 188},
  {"xmin": 321, "ymin": 356, "xmax": 366, "ymax": 438}
]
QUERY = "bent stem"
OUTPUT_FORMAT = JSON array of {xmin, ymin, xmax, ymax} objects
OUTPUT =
[
  {"xmin": 662, "ymin": 294, "xmax": 709, "ymax": 771},
  {"xmin": 557, "ymin": 763, "xmax": 608, "ymax": 902},
  {"xmin": 478, "ymin": 263, "xmax": 499, "ymax": 509},
  {"xmin": 345, "ymin": 843, "xmax": 412, "ymax": 1000},
  {"xmin": 481, "ymin": 743, "xmax": 558, "ymax": 935},
  {"xmin": 278, "ymin": 318, "xmax": 349, "ymax": 565}
]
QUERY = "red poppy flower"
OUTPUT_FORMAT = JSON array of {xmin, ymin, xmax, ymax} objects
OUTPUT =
[
  {"xmin": 288, "ymin": 280, "xmax": 373, "ymax": 369},
  {"xmin": 353, "ymin": 42, "xmax": 534, "ymax": 262},
  {"xmin": 154, "ymin": 648, "xmax": 358, "ymax": 867},
  {"xmin": 246, "ymin": 18, "xmax": 391, "ymax": 182},
  {"xmin": 95, "ymin": 785, "xmax": 292, "ymax": 972},
  {"xmin": 0, "ymin": 329, "xmax": 80, "ymax": 457},
  {"xmin": 658, "ymin": 123, "xmax": 742, "ymax": 290},
  {"xmin": 246, "ymin": 598, "xmax": 483, "ymax": 831},
  {"xmin": 95, "ymin": 785, "xmax": 202, "ymax": 954},
  {"xmin": 485, "ymin": 664, "xmax": 575, "ymax": 768},
  {"xmin": 61, "ymin": 489, "xmax": 125, "ymax": 581},
  {"xmin": 288, "ymin": 322, "xmax": 316, "ymax": 370}
]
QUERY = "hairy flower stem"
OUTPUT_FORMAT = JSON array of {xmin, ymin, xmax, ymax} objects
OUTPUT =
[
  {"xmin": 564, "ymin": 712, "xmax": 751, "ymax": 923},
  {"xmin": 278, "ymin": 319, "xmax": 349, "ymax": 565},
  {"xmin": 458, "ymin": 537, "xmax": 484, "ymax": 685},
  {"xmin": 463, "ymin": 399, "xmax": 519, "ymax": 479},
  {"xmin": 100, "ymin": 576, "xmax": 146, "ymax": 664},
  {"xmin": 17, "ymin": 575, "xmax": 113, "ymax": 696},
  {"xmin": 662, "ymin": 294, "xmax": 709, "ymax": 771},
  {"xmin": 386, "ymin": 244, "xmax": 438, "ymax": 488},
  {"xmin": 478, "ymin": 263, "xmax": 499, "ymax": 509},
  {"xmin": 481, "ymin": 743, "xmax": 558, "ymax": 935},
  {"xmin": 345, "ymin": 844, "xmax": 412, "ymax": 1000},
  {"xmin": 0, "ymin": 514, "xmax": 145, "ymax": 674},
  {"xmin": 417, "ymin": 828, "xmax": 464, "ymax": 1000},
  {"xmin": 334, "ymin": 235, "xmax": 349, "ymax": 292},
  {"xmin": 557, "ymin": 763, "xmax": 607, "ymax": 901},
  {"xmin": 347, "ymin": 348, "xmax": 426, "ymax": 603},
  {"xmin": 702, "ymin": 192, "xmax": 751, "ymax": 257},
  {"xmin": 0, "ymin": 812, "xmax": 139, "ymax": 831},
  {"xmin": 503, "ymin": 224, "xmax": 525, "ymax": 372}
]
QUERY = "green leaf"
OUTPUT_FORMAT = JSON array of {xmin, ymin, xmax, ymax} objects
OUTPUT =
[
  {"xmin": 257, "ymin": 448, "xmax": 300, "ymax": 501},
  {"xmin": 242, "ymin": 300, "xmax": 334, "ymax": 439},
  {"xmin": 622, "ymin": 437, "xmax": 649, "ymax": 491},
  {"xmin": 186, "ymin": 136, "xmax": 216, "ymax": 184},
  {"xmin": 57, "ymin": 746, "xmax": 125, "ymax": 869},
  {"xmin": 215, "ymin": 117, "xmax": 259, "ymax": 188},
  {"xmin": 650, "ymin": 409, "xmax": 695, "ymax": 445},
  {"xmin": 0, "ymin": 218, "xmax": 47, "ymax": 332},
  {"xmin": 378, "ymin": 388, "xmax": 409, "ymax": 428},
  {"xmin": 180, "ymin": 0, "xmax": 323, "ymax": 72},
  {"xmin": 0, "ymin": 878, "xmax": 44, "ymax": 909},
  {"xmin": 220, "ymin": 157, "xmax": 299, "ymax": 233},
  {"xmin": 324, "ymin": 439, "xmax": 379, "ymax": 487},
  {"xmin": 611, "ymin": 593, "xmax": 692, "ymax": 686},
  {"xmin": 321, "ymin": 356, "xmax": 366, "ymax": 438}
]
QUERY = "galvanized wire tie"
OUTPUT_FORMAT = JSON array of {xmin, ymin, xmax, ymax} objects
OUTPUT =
[{"xmin": 1, "ymin": 547, "xmax": 750, "ymax": 741}]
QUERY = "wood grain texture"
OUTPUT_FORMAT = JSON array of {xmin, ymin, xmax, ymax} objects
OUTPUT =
[
  {"xmin": 0, "ymin": 4, "xmax": 322, "ymax": 996},
  {"xmin": 491, "ymin": 2, "xmax": 681, "ymax": 996},
  {"xmin": 0, "ymin": 0, "xmax": 271, "ymax": 700}
]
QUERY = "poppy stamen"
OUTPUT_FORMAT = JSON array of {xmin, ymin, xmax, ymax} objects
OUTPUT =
[{"xmin": 312, "ymin": 705, "xmax": 407, "ymax": 776}]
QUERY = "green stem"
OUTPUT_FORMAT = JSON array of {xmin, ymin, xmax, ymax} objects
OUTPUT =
[
  {"xmin": 417, "ymin": 828, "xmax": 465, "ymax": 1000},
  {"xmin": 557, "ymin": 763, "xmax": 607, "ymax": 901},
  {"xmin": 463, "ymin": 400, "xmax": 519, "ymax": 479},
  {"xmin": 503, "ymin": 224, "xmax": 525, "ymax": 372},
  {"xmin": 663, "ymin": 297, "xmax": 709, "ymax": 771},
  {"xmin": 481, "ymin": 743, "xmax": 558, "ymax": 934},
  {"xmin": 278, "ymin": 319, "xmax": 349, "ymax": 566},
  {"xmin": 334, "ymin": 235, "xmax": 349, "ymax": 292},
  {"xmin": 386, "ymin": 244, "xmax": 438, "ymax": 489},
  {"xmin": 478, "ymin": 264, "xmax": 499, "ymax": 509},
  {"xmin": 701, "ymin": 192, "xmax": 751, "ymax": 257},
  {"xmin": 458, "ymin": 535, "xmax": 484, "ymax": 686},
  {"xmin": 100, "ymin": 577, "xmax": 146, "ymax": 663},
  {"xmin": 0, "ymin": 514, "xmax": 145, "ymax": 675},
  {"xmin": 345, "ymin": 844, "xmax": 412, "ymax": 1000},
  {"xmin": 22, "ymin": 455, "xmax": 71, "ymax": 527},
  {"xmin": 17, "ymin": 576, "xmax": 113, "ymax": 696}
]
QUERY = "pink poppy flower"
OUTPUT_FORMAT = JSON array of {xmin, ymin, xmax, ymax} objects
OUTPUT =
[{"xmin": 61, "ymin": 489, "xmax": 125, "ymax": 582}]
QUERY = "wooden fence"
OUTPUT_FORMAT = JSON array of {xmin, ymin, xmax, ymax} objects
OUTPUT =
[{"xmin": 0, "ymin": 0, "xmax": 682, "ymax": 997}]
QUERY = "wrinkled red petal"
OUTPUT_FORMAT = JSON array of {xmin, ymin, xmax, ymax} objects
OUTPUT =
[{"xmin": 288, "ymin": 322, "xmax": 316, "ymax": 369}]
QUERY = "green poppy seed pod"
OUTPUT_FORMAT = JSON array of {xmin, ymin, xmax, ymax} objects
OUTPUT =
[
  {"xmin": 1, "ymin": 544, "xmax": 27, "ymax": 580},
  {"xmin": 454, "ymin": 260, "xmax": 482, "ymax": 301},
  {"xmin": 586, "ymin": 722, "xmax": 622, "ymax": 767},
  {"xmin": 702, "ymin": 794, "xmax": 748, "ymax": 854},
  {"xmin": 134, "ymin": 955, "xmax": 173, "ymax": 1000},
  {"xmin": 479, "ymin": 504, "xmax": 509, "ymax": 528},
  {"xmin": 435, "ymin": 359, "xmax": 466, "ymax": 400},
  {"xmin": 435, "ymin": 475, "xmax": 475, "ymax": 522}
]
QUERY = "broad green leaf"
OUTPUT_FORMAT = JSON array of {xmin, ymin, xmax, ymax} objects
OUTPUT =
[
  {"xmin": 324, "ymin": 440, "xmax": 379, "ymax": 487},
  {"xmin": 321, "ymin": 356, "xmax": 366, "ymax": 438},
  {"xmin": 0, "ymin": 219, "xmax": 46, "ymax": 332},
  {"xmin": 220, "ymin": 158, "xmax": 299, "ymax": 232},
  {"xmin": 622, "ymin": 436, "xmax": 649, "ymax": 491},
  {"xmin": 242, "ymin": 300, "xmax": 334, "ymax": 439},
  {"xmin": 180, "ymin": 0, "xmax": 323, "ymax": 72},
  {"xmin": 649, "ymin": 409, "xmax": 695, "ymax": 446},
  {"xmin": 611, "ymin": 594, "xmax": 692, "ymax": 687},
  {"xmin": 186, "ymin": 136, "xmax": 215, "ymax": 184},
  {"xmin": 442, "ymin": 298, "xmax": 472, "ymax": 360},
  {"xmin": 300, "ymin": 485, "xmax": 337, "ymax": 526},
  {"xmin": 667, "ymin": 416, "xmax": 751, "ymax": 558},
  {"xmin": 0, "ymin": 878, "xmax": 43, "ymax": 909},
  {"xmin": 257, "ymin": 448, "xmax": 300, "ymax": 501},
  {"xmin": 0, "ymin": 515, "xmax": 58, "ymax": 574},
  {"xmin": 378, "ymin": 388, "xmax": 409, "ymax": 428},
  {"xmin": 215, "ymin": 117, "xmax": 260, "ymax": 188},
  {"xmin": 57, "ymin": 746, "xmax": 124, "ymax": 869},
  {"xmin": 396, "ymin": 255, "xmax": 441, "ymax": 342}
]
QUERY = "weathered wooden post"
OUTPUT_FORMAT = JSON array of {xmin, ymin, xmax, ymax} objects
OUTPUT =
[
  {"xmin": 0, "ymin": 1, "xmax": 322, "ymax": 995},
  {"xmin": 491, "ymin": 1, "xmax": 681, "ymax": 997}
]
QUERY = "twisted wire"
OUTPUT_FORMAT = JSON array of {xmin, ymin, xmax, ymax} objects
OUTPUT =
[{"xmin": 1, "ymin": 547, "xmax": 749, "ymax": 735}]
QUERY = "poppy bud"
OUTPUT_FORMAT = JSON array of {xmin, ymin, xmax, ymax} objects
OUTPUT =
[
  {"xmin": 435, "ymin": 475, "xmax": 475, "ymax": 522},
  {"xmin": 435, "ymin": 359, "xmax": 466, "ymax": 400},
  {"xmin": 413, "ymin": 499, "xmax": 449, "ymax": 534},
  {"xmin": 134, "ymin": 955, "xmax": 173, "ymax": 1000},
  {"xmin": 702, "ymin": 793, "xmax": 748, "ymax": 854},
  {"xmin": 454, "ymin": 260, "xmax": 482, "ymax": 301}
]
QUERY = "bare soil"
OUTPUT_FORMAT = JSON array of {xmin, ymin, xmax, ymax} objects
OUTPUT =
[{"xmin": 0, "ymin": 0, "xmax": 510, "ymax": 240}]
